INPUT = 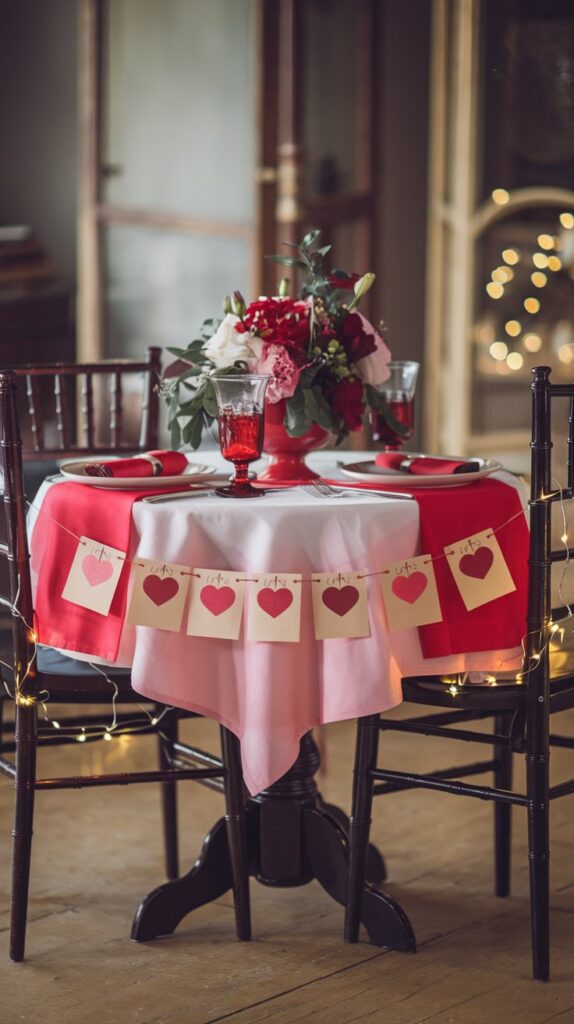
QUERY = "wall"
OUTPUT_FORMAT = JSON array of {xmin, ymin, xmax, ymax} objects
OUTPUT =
[
  {"xmin": 0, "ymin": 0, "xmax": 430, "ymax": 401},
  {"xmin": 378, "ymin": 0, "xmax": 430, "ymax": 448},
  {"xmin": 0, "ymin": 0, "xmax": 78, "ymax": 281}
]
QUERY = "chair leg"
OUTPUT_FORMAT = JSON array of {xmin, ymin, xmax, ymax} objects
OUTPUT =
[
  {"xmin": 220, "ymin": 726, "xmax": 251, "ymax": 940},
  {"xmin": 494, "ymin": 713, "xmax": 512, "ymax": 897},
  {"xmin": 10, "ymin": 701, "xmax": 37, "ymax": 962},
  {"xmin": 526, "ymin": 696, "xmax": 550, "ymax": 981},
  {"xmin": 345, "ymin": 713, "xmax": 380, "ymax": 942},
  {"xmin": 157, "ymin": 708, "xmax": 179, "ymax": 880}
]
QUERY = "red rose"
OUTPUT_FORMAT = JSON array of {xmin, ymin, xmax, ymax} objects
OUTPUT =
[
  {"xmin": 340, "ymin": 311, "xmax": 378, "ymax": 365},
  {"xmin": 328, "ymin": 271, "xmax": 360, "ymax": 291},
  {"xmin": 243, "ymin": 297, "xmax": 310, "ymax": 360},
  {"xmin": 328, "ymin": 376, "xmax": 365, "ymax": 431}
]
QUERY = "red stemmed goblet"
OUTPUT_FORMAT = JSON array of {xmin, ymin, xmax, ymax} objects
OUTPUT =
[{"xmin": 212, "ymin": 375, "xmax": 270, "ymax": 498}]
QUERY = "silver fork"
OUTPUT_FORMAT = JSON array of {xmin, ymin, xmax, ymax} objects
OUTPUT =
[{"xmin": 303, "ymin": 481, "xmax": 413, "ymax": 500}]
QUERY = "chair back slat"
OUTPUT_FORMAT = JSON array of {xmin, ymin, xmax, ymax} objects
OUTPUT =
[
  {"xmin": 139, "ymin": 346, "xmax": 162, "ymax": 449},
  {"xmin": 25, "ymin": 376, "xmax": 44, "ymax": 452},
  {"xmin": 7, "ymin": 348, "xmax": 161, "ymax": 458},
  {"xmin": 54, "ymin": 372, "xmax": 73, "ymax": 449},
  {"xmin": 110, "ymin": 371, "xmax": 123, "ymax": 448},
  {"xmin": 82, "ymin": 372, "xmax": 95, "ymax": 450}
]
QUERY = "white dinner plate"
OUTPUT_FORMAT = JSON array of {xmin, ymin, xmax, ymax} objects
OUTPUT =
[
  {"xmin": 59, "ymin": 459, "xmax": 216, "ymax": 489},
  {"xmin": 339, "ymin": 455, "xmax": 502, "ymax": 488}
]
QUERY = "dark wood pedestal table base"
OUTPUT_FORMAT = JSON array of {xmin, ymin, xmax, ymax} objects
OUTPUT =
[{"xmin": 131, "ymin": 732, "xmax": 416, "ymax": 952}]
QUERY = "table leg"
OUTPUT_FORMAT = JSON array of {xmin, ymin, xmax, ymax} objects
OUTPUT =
[{"xmin": 131, "ymin": 732, "xmax": 415, "ymax": 952}]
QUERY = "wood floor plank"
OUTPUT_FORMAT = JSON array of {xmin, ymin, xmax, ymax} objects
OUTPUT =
[{"xmin": 2, "ymin": 713, "xmax": 574, "ymax": 1023}]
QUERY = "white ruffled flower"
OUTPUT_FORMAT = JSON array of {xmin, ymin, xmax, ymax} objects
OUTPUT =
[{"xmin": 203, "ymin": 314, "xmax": 254, "ymax": 369}]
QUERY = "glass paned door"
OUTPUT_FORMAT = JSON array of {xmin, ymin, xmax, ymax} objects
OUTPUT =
[{"xmin": 98, "ymin": 0, "xmax": 255, "ymax": 363}]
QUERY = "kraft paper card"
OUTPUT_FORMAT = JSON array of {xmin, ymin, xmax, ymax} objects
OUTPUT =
[
  {"xmin": 444, "ymin": 528, "xmax": 516, "ymax": 611},
  {"xmin": 61, "ymin": 536, "xmax": 126, "ymax": 615},
  {"xmin": 311, "ymin": 571, "xmax": 370, "ymax": 639},
  {"xmin": 187, "ymin": 568, "xmax": 245, "ymax": 639},
  {"xmin": 247, "ymin": 573, "xmax": 302, "ymax": 643},
  {"xmin": 126, "ymin": 558, "xmax": 191, "ymax": 631},
  {"xmin": 379, "ymin": 554, "xmax": 442, "ymax": 631}
]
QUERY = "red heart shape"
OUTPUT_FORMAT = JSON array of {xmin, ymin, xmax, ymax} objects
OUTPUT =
[
  {"xmin": 257, "ymin": 587, "xmax": 293, "ymax": 618},
  {"xmin": 391, "ymin": 571, "xmax": 428, "ymax": 604},
  {"xmin": 200, "ymin": 584, "xmax": 236, "ymax": 616},
  {"xmin": 459, "ymin": 546, "xmax": 494, "ymax": 580},
  {"xmin": 142, "ymin": 575, "xmax": 179, "ymax": 606},
  {"xmin": 82, "ymin": 554, "xmax": 114, "ymax": 587},
  {"xmin": 322, "ymin": 585, "xmax": 359, "ymax": 617}
]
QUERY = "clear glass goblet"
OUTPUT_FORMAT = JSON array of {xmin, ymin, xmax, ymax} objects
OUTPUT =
[
  {"xmin": 370, "ymin": 360, "xmax": 420, "ymax": 452},
  {"xmin": 211, "ymin": 375, "xmax": 270, "ymax": 498}
]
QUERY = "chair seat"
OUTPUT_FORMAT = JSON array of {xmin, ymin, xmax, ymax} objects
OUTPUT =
[
  {"xmin": 36, "ymin": 646, "xmax": 131, "ymax": 677},
  {"xmin": 402, "ymin": 658, "xmax": 574, "ymax": 711}
]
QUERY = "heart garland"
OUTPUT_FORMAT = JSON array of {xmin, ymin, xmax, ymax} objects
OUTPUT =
[
  {"xmin": 257, "ymin": 587, "xmax": 294, "ymax": 618},
  {"xmin": 200, "ymin": 584, "xmax": 236, "ymax": 616},
  {"xmin": 459, "ymin": 546, "xmax": 494, "ymax": 579},
  {"xmin": 391, "ymin": 571, "xmax": 428, "ymax": 604},
  {"xmin": 82, "ymin": 555, "xmax": 114, "ymax": 587},
  {"xmin": 143, "ymin": 575, "xmax": 180, "ymax": 606}
]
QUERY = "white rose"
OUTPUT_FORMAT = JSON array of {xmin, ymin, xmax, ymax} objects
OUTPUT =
[{"xmin": 203, "ymin": 314, "xmax": 254, "ymax": 369}]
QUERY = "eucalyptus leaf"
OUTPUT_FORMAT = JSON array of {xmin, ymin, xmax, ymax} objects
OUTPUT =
[
  {"xmin": 302, "ymin": 229, "xmax": 321, "ymax": 249},
  {"xmin": 203, "ymin": 389, "xmax": 219, "ymax": 419},
  {"xmin": 265, "ymin": 255, "xmax": 308, "ymax": 270},
  {"xmin": 169, "ymin": 416, "xmax": 182, "ymax": 450},
  {"xmin": 284, "ymin": 391, "xmax": 312, "ymax": 436}
]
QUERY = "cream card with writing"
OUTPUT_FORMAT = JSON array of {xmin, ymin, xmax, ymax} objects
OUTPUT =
[
  {"xmin": 61, "ymin": 536, "xmax": 126, "ymax": 615},
  {"xmin": 127, "ymin": 558, "xmax": 190, "ymax": 631},
  {"xmin": 187, "ymin": 569, "xmax": 245, "ymax": 639},
  {"xmin": 444, "ymin": 529, "xmax": 516, "ymax": 611},
  {"xmin": 247, "ymin": 573, "xmax": 302, "ymax": 643},
  {"xmin": 379, "ymin": 554, "xmax": 442, "ymax": 631},
  {"xmin": 311, "ymin": 571, "xmax": 370, "ymax": 639}
]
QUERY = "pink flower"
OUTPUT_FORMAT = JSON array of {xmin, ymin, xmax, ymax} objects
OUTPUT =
[
  {"xmin": 247, "ymin": 339, "xmax": 302, "ymax": 403},
  {"xmin": 353, "ymin": 312, "xmax": 391, "ymax": 387}
]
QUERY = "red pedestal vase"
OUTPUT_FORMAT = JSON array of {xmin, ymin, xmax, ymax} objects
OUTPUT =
[{"xmin": 258, "ymin": 398, "xmax": 330, "ymax": 485}]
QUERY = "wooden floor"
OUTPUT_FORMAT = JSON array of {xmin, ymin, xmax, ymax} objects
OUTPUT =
[{"xmin": 2, "ymin": 706, "xmax": 574, "ymax": 1023}]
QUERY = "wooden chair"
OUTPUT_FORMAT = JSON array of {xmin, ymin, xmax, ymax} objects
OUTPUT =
[
  {"xmin": 0, "ymin": 362, "xmax": 251, "ymax": 960},
  {"xmin": 345, "ymin": 366, "xmax": 574, "ymax": 981}
]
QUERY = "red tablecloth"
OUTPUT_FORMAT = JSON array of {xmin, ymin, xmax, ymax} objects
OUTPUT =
[
  {"xmin": 30, "ymin": 482, "xmax": 190, "ymax": 661},
  {"xmin": 324, "ymin": 476, "xmax": 529, "ymax": 659}
]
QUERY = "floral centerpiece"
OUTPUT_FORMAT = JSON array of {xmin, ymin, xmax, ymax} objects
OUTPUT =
[{"xmin": 162, "ymin": 231, "xmax": 395, "ymax": 471}]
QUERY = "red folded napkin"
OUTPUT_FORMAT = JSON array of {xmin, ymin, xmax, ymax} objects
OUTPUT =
[
  {"xmin": 322, "ymin": 476, "xmax": 529, "ymax": 658},
  {"xmin": 84, "ymin": 450, "xmax": 189, "ymax": 478},
  {"xmin": 374, "ymin": 452, "xmax": 481, "ymax": 475},
  {"xmin": 30, "ymin": 481, "xmax": 190, "ymax": 661}
]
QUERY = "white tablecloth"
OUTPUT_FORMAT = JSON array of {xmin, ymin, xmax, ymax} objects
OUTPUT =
[{"xmin": 32, "ymin": 453, "xmax": 524, "ymax": 795}]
